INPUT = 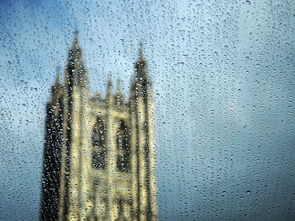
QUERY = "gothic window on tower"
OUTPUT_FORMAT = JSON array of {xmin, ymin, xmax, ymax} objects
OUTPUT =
[
  {"xmin": 116, "ymin": 121, "xmax": 131, "ymax": 172},
  {"xmin": 92, "ymin": 117, "xmax": 106, "ymax": 169}
]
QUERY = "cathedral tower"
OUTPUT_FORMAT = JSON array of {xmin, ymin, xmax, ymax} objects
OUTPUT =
[{"xmin": 40, "ymin": 34, "xmax": 158, "ymax": 221}]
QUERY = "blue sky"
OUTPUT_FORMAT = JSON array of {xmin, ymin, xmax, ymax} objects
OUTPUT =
[{"xmin": 0, "ymin": 0, "xmax": 295, "ymax": 220}]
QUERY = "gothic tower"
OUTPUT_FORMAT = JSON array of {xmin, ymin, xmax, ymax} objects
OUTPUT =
[{"xmin": 40, "ymin": 33, "xmax": 158, "ymax": 221}]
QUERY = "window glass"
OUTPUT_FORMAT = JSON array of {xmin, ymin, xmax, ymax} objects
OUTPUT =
[{"xmin": 0, "ymin": 1, "xmax": 294, "ymax": 220}]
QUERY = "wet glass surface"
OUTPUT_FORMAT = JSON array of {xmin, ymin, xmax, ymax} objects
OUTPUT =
[{"xmin": 0, "ymin": 0, "xmax": 295, "ymax": 220}]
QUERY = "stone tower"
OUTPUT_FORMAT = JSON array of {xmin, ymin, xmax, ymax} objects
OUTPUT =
[{"xmin": 40, "ymin": 33, "xmax": 158, "ymax": 221}]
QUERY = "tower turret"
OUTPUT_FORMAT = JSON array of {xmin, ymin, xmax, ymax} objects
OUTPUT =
[
  {"xmin": 130, "ymin": 44, "xmax": 158, "ymax": 221},
  {"xmin": 58, "ymin": 31, "xmax": 90, "ymax": 220}
]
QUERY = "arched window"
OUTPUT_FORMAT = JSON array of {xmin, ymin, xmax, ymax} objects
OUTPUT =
[
  {"xmin": 92, "ymin": 117, "xmax": 106, "ymax": 169},
  {"xmin": 116, "ymin": 121, "xmax": 131, "ymax": 172}
]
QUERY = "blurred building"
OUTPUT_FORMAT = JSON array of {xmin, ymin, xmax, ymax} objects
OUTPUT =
[{"xmin": 40, "ymin": 32, "xmax": 158, "ymax": 221}]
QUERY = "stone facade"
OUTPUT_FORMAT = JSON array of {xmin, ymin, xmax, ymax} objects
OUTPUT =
[{"xmin": 40, "ymin": 33, "xmax": 158, "ymax": 221}]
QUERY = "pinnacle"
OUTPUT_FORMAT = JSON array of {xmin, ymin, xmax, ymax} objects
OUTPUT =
[
  {"xmin": 138, "ymin": 42, "xmax": 144, "ymax": 60},
  {"xmin": 55, "ymin": 67, "xmax": 62, "ymax": 86},
  {"xmin": 74, "ymin": 30, "xmax": 79, "ymax": 43},
  {"xmin": 107, "ymin": 74, "xmax": 113, "ymax": 95},
  {"xmin": 116, "ymin": 79, "xmax": 123, "ymax": 95},
  {"xmin": 71, "ymin": 30, "xmax": 81, "ymax": 51}
]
